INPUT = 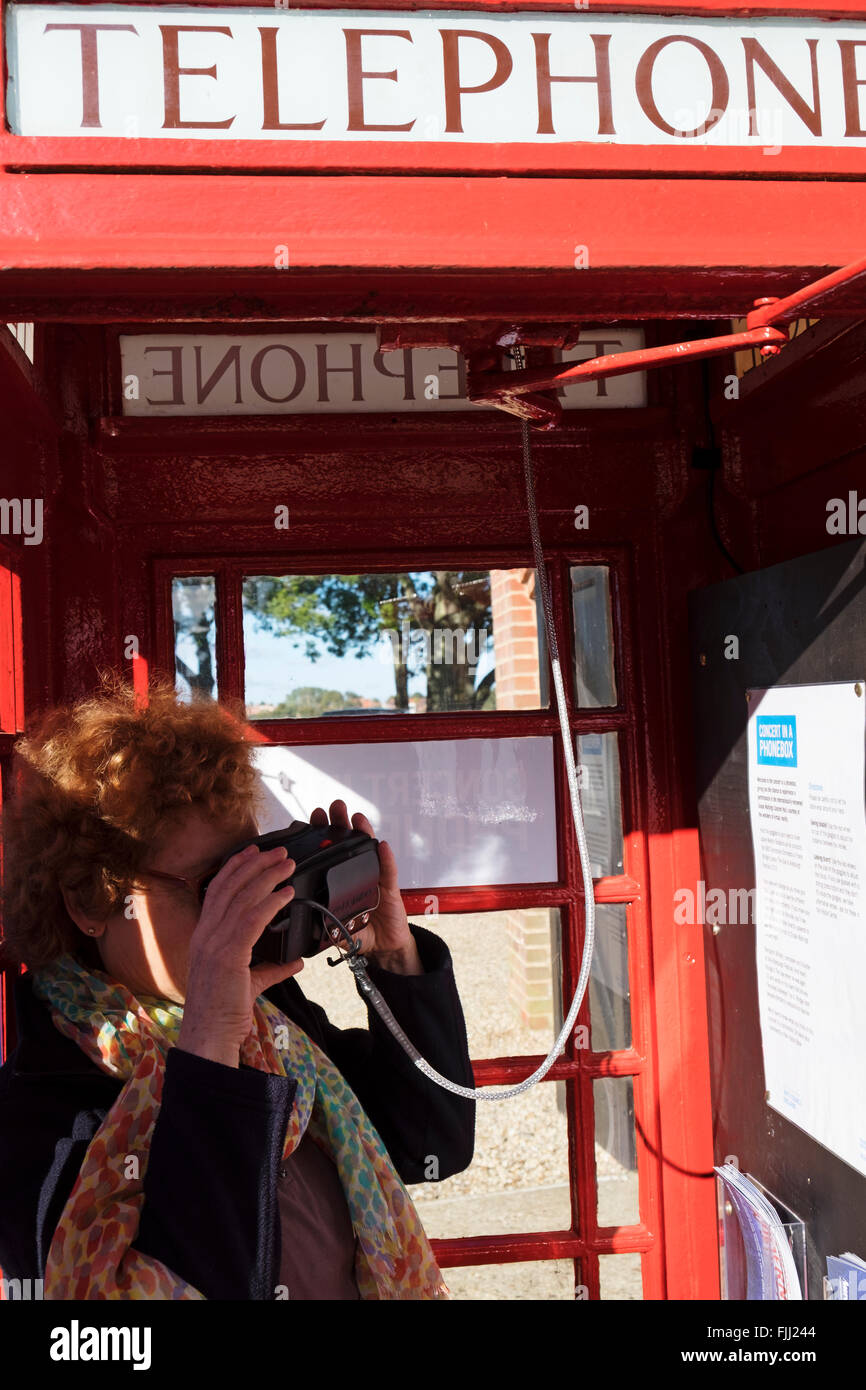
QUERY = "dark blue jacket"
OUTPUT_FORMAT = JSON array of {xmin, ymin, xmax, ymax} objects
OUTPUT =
[{"xmin": 0, "ymin": 923, "xmax": 475, "ymax": 1299}]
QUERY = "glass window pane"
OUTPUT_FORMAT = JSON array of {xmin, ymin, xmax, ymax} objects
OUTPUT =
[
  {"xmin": 242, "ymin": 569, "xmax": 549, "ymax": 717},
  {"xmin": 599, "ymin": 1254, "xmax": 643, "ymax": 1300},
  {"xmin": 594, "ymin": 1077, "xmax": 640, "ymax": 1227},
  {"xmin": 406, "ymin": 1080, "xmax": 571, "ymax": 1238},
  {"xmin": 251, "ymin": 738, "xmax": 558, "ymax": 887},
  {"xmin": 576, "ymin": 732, "xmax": 624, "ymax": 878},
  {"xmin": 590, "ymin": 904, "xmax": 631, "ymax": 1051},
  {"xmin": 571, "ymin": 566, "xmax": 616, "ymax": 708},
  {"xmin": 437, "ymin": 908, "xmax": 562, "ymax": 1056},
  {"xmin": 442, "ymin": 1259, "xmax": 577, "ymax": 1301},
  {"xmin": 301, "ymin": 907, "xmax": 563, "ymax": 1058},
  {"xmin": 302, "ymin": 917, "xmax": 572, "ymax": 1239},
  {"xmin": 172, "ymin": 576, "xmax": 217, "ymax": 701},
  {"xmin": 5, "ymin": 323, "xmax": 34, "ymax": 363}
]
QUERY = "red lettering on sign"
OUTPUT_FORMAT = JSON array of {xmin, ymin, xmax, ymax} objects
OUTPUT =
[
  {"xmin": 43, "ymin": 23, "xmax": 138, "ymax": 128},
  {"xmin": 160, "ymin": 25, "xmax": 235, "ymax": 129},
  {"xmin": 259, "ymin": 27, "xmax": 325, "ymax": 131},
  {"xmin": 441, "ymin": 30, "xmax": 513, "ymax": 135},
  {"xmin": 840, "ymin": 40, "xmax": 866, "ymax": 137},
  {"xmin": 143, "ymin": 346, "xmax": 184, "ymax": 407},
  {"xmin": 742, "ymin": 38, "xmax": 821, "ymax": 138},
  {"xmin": 635, "ymin": 35, "xmax": 728, "ymax": 138},
  {"xmin": 315, "ymin": 342, "xmax": 365, "ymax": 403},
  {"xmin": 344, "ymin": 29, "xmax": 415, "ymax": 132},
  {"xmin": 251, "ymin": 345, "xmax": 307, "ymax": 403},
  {"xmin": 532, "ymin": 32, "xmax": 614, "ymax": 137}
]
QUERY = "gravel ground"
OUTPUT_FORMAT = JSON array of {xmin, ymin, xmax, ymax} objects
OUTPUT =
[{"xmin": 301, "ymin": 911, "xmax": 642, "ymax": 1299}]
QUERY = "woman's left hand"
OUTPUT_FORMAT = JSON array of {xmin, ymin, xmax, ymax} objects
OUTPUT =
[{"xmin": 309, "ymin": 800, "xmax": 423, "ymax": 974}]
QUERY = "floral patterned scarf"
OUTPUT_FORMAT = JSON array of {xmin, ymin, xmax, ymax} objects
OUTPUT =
[{"xmin": 31, "ymin": 954, "xmax": 448, "ymax": 1301}]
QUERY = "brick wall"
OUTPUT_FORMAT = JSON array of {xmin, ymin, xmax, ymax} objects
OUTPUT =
[
  {"xmin": 505, "ymin": 907, "xmax": 558, "ymax": 1032},
  {"xmin": 489, "ymin": 568, "xmax": 541, "ymax": 711},
  {"xmin": 491, "ymin": 568, "xmax": 556, "ymax": 1029}
]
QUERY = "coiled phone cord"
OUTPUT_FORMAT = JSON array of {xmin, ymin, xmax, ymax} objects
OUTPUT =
[{"xmin": 320, "ymin": 355, "xmax": 597, "ymax": 1100}]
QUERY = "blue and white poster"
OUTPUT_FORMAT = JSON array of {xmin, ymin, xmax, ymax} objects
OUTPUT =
[{"xmin": 747, "ymin": 682, "xmax": 866, "ymax": 1179}]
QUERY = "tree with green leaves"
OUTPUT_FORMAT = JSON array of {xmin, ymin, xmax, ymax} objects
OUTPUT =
[
  {"xmin": 242, "ymin": 571, "xmax": 495, "ymax": 712},
  {"xmin": 267, "ymin": 687, "xmax": 365, "ymax": 718}
]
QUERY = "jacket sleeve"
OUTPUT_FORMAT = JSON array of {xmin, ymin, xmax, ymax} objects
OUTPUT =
[
  {"xmin": 283, "ymin": 922, "xmax": 476, "ymax": 1185},
  {"xmin": 134, "ymin": 1048, "xmax": 297, "ymax": 1300},
  {"xmin": 0, "ymin": 1051, "xmax": 295, "ymax": 1301},
  {"xmin": 1, "ymin": 921, "xmax": 473, "ymax": 1297}
]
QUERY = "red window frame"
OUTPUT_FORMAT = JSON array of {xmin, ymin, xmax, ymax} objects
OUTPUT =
[
  {"xmin": 154, "ymin": 543, "xmax": 662, "ymax": 1300},
  {"xmin": 0, "ymin": 539, "xmax": 25, "ymax": 1066}
]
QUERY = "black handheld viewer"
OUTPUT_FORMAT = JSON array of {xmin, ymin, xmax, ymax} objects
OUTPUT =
[{"xmin": 198, "ymin": 821, "xmax": 381, "ymax": 964}]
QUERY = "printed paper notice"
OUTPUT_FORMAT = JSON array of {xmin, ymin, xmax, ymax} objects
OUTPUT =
[{"xmin": 747, "ymin": 682, "xmax": 866, "ymax": 1178}]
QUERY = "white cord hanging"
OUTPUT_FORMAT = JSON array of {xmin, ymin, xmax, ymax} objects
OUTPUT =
[{"xmin": 325, "ymin": 348, "xmax": 597, "ymax": 1101}]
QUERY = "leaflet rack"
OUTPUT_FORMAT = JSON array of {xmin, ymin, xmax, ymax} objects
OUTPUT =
[{"xmin": 717, "ymin": 1171, "xmax": 808, "ymax": 1301}]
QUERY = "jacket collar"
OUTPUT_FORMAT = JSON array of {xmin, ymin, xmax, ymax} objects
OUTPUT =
[{"xmin": 5, "ymin": 970, "xmax": 104, "ymax": 1080}]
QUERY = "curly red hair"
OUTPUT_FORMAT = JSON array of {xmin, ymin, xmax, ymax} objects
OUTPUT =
[{"xmin": 1, "ymin": 672, "xmax": 262, "ymax": 968}]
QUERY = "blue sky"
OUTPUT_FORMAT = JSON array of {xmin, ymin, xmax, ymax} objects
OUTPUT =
[{"xmin": 242, "ymin": 609, "xmax": 495, "ymax": 706}]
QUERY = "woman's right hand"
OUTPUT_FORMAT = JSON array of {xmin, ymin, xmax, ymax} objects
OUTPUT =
[{"xmin": 176, "ymin": 844, "xmax": 305, "ymax": 1068}]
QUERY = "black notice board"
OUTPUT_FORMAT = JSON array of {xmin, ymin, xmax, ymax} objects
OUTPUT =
[{"xmin": 688, "ymin": 537, "xmax": 866, "ymax": 1300}]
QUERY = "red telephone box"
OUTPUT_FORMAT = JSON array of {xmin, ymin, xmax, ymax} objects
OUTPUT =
[{"xmin": 2, "ymin": 0, "xmax": 866, "ymax": 1303}]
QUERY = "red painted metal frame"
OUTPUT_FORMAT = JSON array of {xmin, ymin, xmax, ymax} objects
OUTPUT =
[
  {"xmin": 0, "ymin": 540, "xmax": 24, "ymax": 1068},
  {"xmin": 3, "ymin": 177, "xmax": 866, "ymax": 302},
  {"xmin": 0, "ymin": 550, "xmax": 24, "ymax": 741},
  {"xmin": 469, "ymin": 256, "xmax": 866, "ymax": 421},
  {"xmin": 2, "ymin": 0, "xmax": 861, "ymax": 11},
  {"xmin": 2, "ymin": 0, "xmax": 866, "ymax": 178},
  {"xmin": 144, "ymin": 536, "xmax": 707, "ymax": 1298},
  {"xmin": 470, "ymin": 324, "xmax": 786, "ymax": 424}
]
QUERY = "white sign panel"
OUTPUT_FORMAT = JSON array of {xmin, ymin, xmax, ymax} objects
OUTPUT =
[
  {"xmin": 7, "ymin": 6, "xmax": 866, "ymax": 148},
  {"xmin": 747, "ymin": 682, "xmax": 866, "ymax": 1178},
  {"xmin": 119, "ymin": 330, "xmax": 647, "ymax": 415},
  {"xmin": 252, "ymin": 735, "xmax": 558, "ymax": 889}
]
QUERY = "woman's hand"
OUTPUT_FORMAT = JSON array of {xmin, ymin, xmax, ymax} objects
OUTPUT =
[
  {"xmin": 177, "ymin": 844, "xmax": 305, "ymax": 1068},
  {"xmin": 310, "ymin": 800, "xmax": 424, "ymax": 976}
]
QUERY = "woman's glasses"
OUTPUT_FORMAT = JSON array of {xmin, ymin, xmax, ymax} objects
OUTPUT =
[
  {"xmin": 133, "ymin": 827, "xmax": 261, "ymax": 903},
  {"xmin": 133, "ymin": 864, "xmax": 216, "ymax": 902}
]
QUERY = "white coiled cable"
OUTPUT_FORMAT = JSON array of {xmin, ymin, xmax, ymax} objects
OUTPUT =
[{"xmin": 331, "ymin": 353, "xmax": 597, "ymax": 1100}]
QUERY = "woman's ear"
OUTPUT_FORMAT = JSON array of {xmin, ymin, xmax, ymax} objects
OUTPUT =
[{"xmin": 60, "ymin": 886, "xmax": 106, "ymax": 940}]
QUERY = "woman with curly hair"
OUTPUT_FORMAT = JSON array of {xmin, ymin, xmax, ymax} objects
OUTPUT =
[{"xmin": 0, "ymin": 675, "xmax": 475, "ymax": 1300}]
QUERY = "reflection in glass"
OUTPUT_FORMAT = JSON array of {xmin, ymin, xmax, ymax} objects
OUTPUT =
[
  {"xmin": 589, "ymin": 905, "xmax": 631, "ymax": 1051},
  {"xmin": 172, "ymin": 576, "xmax": 217, "ymax": 701},
  {"xmin": 599, "ymin": 1254, "xmax": 643, "ymax": 1300},
  {"xmin": 5, "ymin": 323, "xmax": 34, "ymax": 363},
  {"xmin": 594, "ymin": 1076, "xmax": 639, "ymax": 1227},
  {"xmin": 251, "ymin": 739, "xmax": 558, "ymax": 888},
  {"xmin": 241, "ymin": 569, "xmax": 548, "ymax": 718},
  {"xmin": 576, "ymin": 732, "xmax": 624, "ymax": 877},
  {"xmin": 571, "ymin": 566, "xmax": 617, "ymax": 707},
  {"xmin": 442, "ymin": 1259, "xmax": 577, "ymax": 1301}
]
